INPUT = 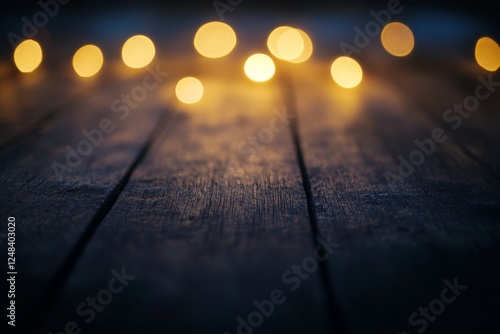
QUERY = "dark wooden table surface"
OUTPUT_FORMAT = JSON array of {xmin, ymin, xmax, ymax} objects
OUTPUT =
[{"xmin": 1, "ymin": 6, "xmax": 500, "ymax": 334}]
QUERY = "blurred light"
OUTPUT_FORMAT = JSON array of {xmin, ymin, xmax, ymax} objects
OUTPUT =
[
  {"xmin": 122, "ymin": 35, "xmax": 155, "ymax": 69},
  {"xmin": 267, "ymin": 26, "xmax": 292, "ymax": 59},
  {"xmin": 381, "ymin": 22, "xmax": 414, "ymax": 57},
  {"xmin": 289, "ymin": 29, "xmax": 313, "ymax": 63},
  {"xmin": 72, "ymin": 45, "xmax": 104, "ymax": 77},
  {"xmin": 244, "ymin": 53, "xmax": 275, "ymax": 82},
  {"xmin": 277, "ymin": 28, "xmax": 304, "ymax": 61},
  {"xmin": 267, "ymin": 26, "xmax": 312, "ymax": 63},
  {"xmin": 330, "ymin": 56, "xmax": 363, "ymax": 89},
  {"xmin": 14, "ymin": 39, "xmax": 42, "ymax": 73},
  {"xmin": 475, "ymin": 37, "xmax": 500, "ymax": 72},
  {"xmin": 194, "ymin": 21, "xmax": 237, "ymax": 58},
  {"xmin": 175, "ymin": 77, "xmax": 204, "ymax": 104}
]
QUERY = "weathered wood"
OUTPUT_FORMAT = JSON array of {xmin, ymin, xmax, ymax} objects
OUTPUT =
[
  {"xmin": 2, "ymin": 43, "xmax": 499, "ymax": 334},
  {"xmin": 385, "ymin": 62, "xmax": 500, "ymax": 179},
  {"xmin": 290, "ymin": 61, "xmax": 500, "ymax": 334},
  {"xmin": 0, "ymin": 71, "xmax": 169, "ymax": 329},
  {"xmin": 36, "ymin": 65, "xmax": 331, "ymax": 334},
  {"xmin": 0, "ymin": 72, "xmax": 93, "ymax": 150}
]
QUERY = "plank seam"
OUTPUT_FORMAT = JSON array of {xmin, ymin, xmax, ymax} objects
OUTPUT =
[
  {"xmin": 388, "ymin": 78, "xmax": 500, "ymax": 183},
  {"xmin": 0, "ymin": 86, "xmax": 98, "ymax": 152},
  {"xmin": 281, "ymin": 74, "xmax": 347, "ymax": 334},
  {"xmin": 27, "ymin": 108, "xmax": 176, "ymax": 333}
]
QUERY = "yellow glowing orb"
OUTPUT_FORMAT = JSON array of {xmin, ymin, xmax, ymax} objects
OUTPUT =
[
  {"xmin": 475, "ymin": 37, "xmax": 500, "ymax": 72},
  {"xmin": 267, "ymin": 26, "xmax": 312, "ymax": 63},
  {"xmin": 330, "ymin": 56, "xmax": 363, "ymax": 89},
  {"xmin": 175, "ymin": 77, "xmax": 204, "ymax": 104},
  {"xmin": 244, "ymin": 53, "xmax": 275, "ymax": 82},
  {"xmin": 381, "ymin": 22, "xmax": 415, "ymax": 57},
  {"xmin": 267, "ymin": 26, "xmax": 292, "ymax": 59},
  {"xmin": 122, "ymin": 35, "xmax": 155, "ymax": 69},
  {"xmin": 194, "ymin": 21, "xmax": 237, "ymax": 58},
  {"xmin": 72, "ymin": 45, "xmax": 104, "ymax": 77},
  {"xmin": 289, "ymin": 29, "xmax": 313, "ymax": 63},
  {"xmin": 277, "ymin": 28, "xmax": 304, "ymax": 61},
  {"xmin": 14, "ymin": 39, "xmax": 42, "ymax": 73}
]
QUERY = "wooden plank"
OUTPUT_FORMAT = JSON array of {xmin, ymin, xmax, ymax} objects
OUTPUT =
[
  {"xmin": 0, "ymin": 69, "xmax": 169, "ymax": 329},
  {"xmin": 384, "ymin": 61, "xmax": 500, "ymax": 179},
  {"xmin": 290, "ymin": 61, "xmax": 500, "ymax": 334},
  {"xmin": 0, "ymin": 72, "xmax": 91, "ymax": 149},
  {"xmin": 0, "ymin": 61, "xmax": 146, "ymax": 151},
  {"xmin": 36, "ymin": 63, "xmax": 331, "ymax": 334}
]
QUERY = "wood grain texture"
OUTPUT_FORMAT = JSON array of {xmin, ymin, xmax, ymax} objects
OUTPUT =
[
  {"xmin": 0, "ymin": 72, "xmax": 92, "ymax": 149},
  {"xmin": 385, "ymin": 62, "xmax": 500, "ymax": 179},
  {"xmin": 290, "ymin": 61, "xmax": 500, "ymax": 334},
  {"xmin": 2, "ymin": 53, "xmax": 499, "ymax": 334},
  {"xmin": 0, "ymin": 72, "xmax": 169, "ymax": 328},
  {"xmin": 37, "ymin": 67, "xmax": 331, "ymax": 334}
]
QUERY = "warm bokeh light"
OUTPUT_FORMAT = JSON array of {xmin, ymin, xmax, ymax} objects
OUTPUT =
[
  {"xmin": 277, "ymin": 28, "xmax": 304, "ymax": 61},
  {"xmin": 194, "ymin": 21, "xmax": 237, "ymax": 58},
  {"xmin": 289, "ymin": 29, "xmax": 313, "ymax": 63},
  {"xmin": 475, "ymin": 37, "xmax": 500, "ymax": 72},
  {"xmin": 244, "ymin": 53, "xmax": 275, "ymax": 82},
  {"xmin": 72, "ymin": 45, "xmax": 104, "ymax": 77},
  {"xmin": 175, "ymin": 77, "xmax": 204, "ymax": 104},
  {"xmin": 122, "ymin": 35, "xmax": 155, "ymax": 69},
  {"xmin": 13, "ymin": 39, "xmax": 42, "ymax": 73},
  {"xmin": 267, "ymin": 26, "xmax": 292, "ymax": 59},
  {"xmin": 267, "ymin": 26, "xmax": 312, "ymax": 63},
  {"xmin": 381, "ymin": 22, "xmax": 415, "ymax": 57},
  {"xmin": 330, "ymin": 56, "xmax": 363, "ymax": 89}
]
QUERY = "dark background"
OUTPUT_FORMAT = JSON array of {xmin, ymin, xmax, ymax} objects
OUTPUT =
[{"xmin": 0, "ymin": 0, "xmax": 498, "ymax": 109}]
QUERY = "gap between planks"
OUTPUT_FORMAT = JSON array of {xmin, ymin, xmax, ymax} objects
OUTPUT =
[
  {"xmin": 26, "ymin": 108, "xmax": 177, "ymax": 333},
  {"xmin": 0, "ymin": 84, "xmax": 102, "ymax": 152},
  {"xmin": 279, "ymin": 71, "xmax": 347, "ymax": 334},
  {"xmin": 385, "ymin": 76, "xmax": 500, "ymax": 183}
]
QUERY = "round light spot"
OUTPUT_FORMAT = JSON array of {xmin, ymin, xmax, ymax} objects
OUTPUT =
[
  {"xmin": 475, "ymin": 37, "xmax": 500, "ymax": 72},
  {"xmin": 267, "ymin": 26, "xmax": 292, "ymax": 59},
  {"xmin": 267, "ymin": 26, "xmax": 313, "ymax": 63},
  {"xmin": 277, "ymin": 28, "xmax": 304, "ymax": 61},
  {"xmin": 14, "ymin": 39, "xmax": 42, "ymax": 73},
  {"xmin": 289, "ymin": 29, "xmax": 313, "ymax": 63},
  {"xmin": 122, "ymin": 35, "xmax": 155, "ymax": 69},
  {"xmin": 330, "ymin": 56, "xmax": 363, "ymax": 89},
  {"xmin": 381, "ymin": 22, "xmax": 415, "ymax": 57},
  {"xmin": 244, "ymin": 53, "xmax": 275, "ymax": 82},
  {"xmin": 72, "ymin": 45, "xmax": 104, "ymax": 77},
  {"xmin": 194, "ymin": 21, "xmax": 237, "ymax": 58},
  {"xmin": 175, "ymin": 77, "xmax": 204, "ymax": 104}
]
